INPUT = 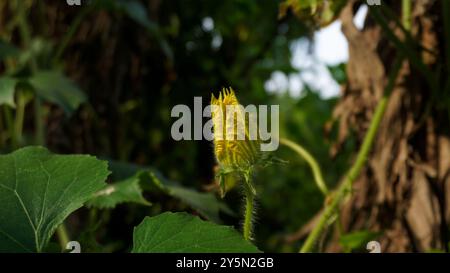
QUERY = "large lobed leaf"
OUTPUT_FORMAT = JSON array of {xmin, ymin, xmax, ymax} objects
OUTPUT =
[
  {"xmin": 0, "ymin": 146, "xmax": 110, "ymax": 252},
  {"xmin": 132, "ymin": 212, "xmax": 260, "ymax": 253}
]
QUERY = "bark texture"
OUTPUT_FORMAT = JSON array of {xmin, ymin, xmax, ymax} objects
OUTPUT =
[{"xmin": 330, "ymin": 0, "xmax": 449, "ymax": 252}]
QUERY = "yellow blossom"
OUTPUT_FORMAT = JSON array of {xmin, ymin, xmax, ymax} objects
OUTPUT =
[
  {"xmin": 211, "ymin": 88, "xmax": 261, "ymax": 196},
  {"xmin": 211, "ymin": 88, "xmax": 261, "ymax": 169}
]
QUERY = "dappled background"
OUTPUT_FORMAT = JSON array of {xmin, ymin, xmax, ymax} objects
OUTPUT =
[{"xmin": 1, "ymin": 0, "xmax": 448, "ymax": 253}]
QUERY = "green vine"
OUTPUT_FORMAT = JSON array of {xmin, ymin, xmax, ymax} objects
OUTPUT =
[
  {"xmin": 280, "ymin": 138, "xmax": 328, "ymax": 196},
  {"xmin": 300, "ymin": 56, "xmax": 403, "ymax": 253}
]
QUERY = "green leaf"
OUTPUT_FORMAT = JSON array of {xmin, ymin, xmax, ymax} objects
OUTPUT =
[
  {"xmin": 86, "ymin": 175, "xmax": 151, "ymax": 209},
  {"xmin": 142, "ymin": 171, "xmax": 235, "ymax": 223},
  {"xmin": 107, "ymin": 160, "xmax": 234, "ymax": 223},
  {"xmin": 0, "ymin": 146, "xmax": 110, "ymax": 252},
  {"xmin": 132, "ymin": 212, "xmax": 260, "ymax": 253},
  {"xmin": 339, "ymin": 230, "xmax": 382, "ymax": 252},
  {"xmin": 169, "ymin": 185, "xmax": 235, "ymax": 219},
  {"xmin": 0, "ymin": 77, "xmax": 17, "ymax": 108},
  {"xmin": 29, "ymin": 71, "xmax": 87, "ymax": 115}
]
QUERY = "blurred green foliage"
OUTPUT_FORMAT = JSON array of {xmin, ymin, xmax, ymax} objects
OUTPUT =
[{"xmin": 0, "ymin": 0, "xmax": 352, "ymax": 252}]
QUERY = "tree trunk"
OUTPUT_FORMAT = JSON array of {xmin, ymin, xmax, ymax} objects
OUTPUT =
[{"xmin": 330, "ymin": 0, "xmax": 449, "ymax": 252}]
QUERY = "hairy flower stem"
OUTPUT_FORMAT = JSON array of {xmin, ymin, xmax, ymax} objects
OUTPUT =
[
  {"xmin": 300, "ymin": 57, "xmax": 403, "ymax": 253},
  {"xmin": 243, "ymin": 172, "xmax": 255, "ymax": 241}
]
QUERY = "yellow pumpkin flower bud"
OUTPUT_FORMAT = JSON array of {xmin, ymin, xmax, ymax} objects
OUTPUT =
[{"xmin": 211, "ymin": 88, "xmax": 261, "ymax": 196}]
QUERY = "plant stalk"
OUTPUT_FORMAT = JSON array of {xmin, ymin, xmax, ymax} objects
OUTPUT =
[
  {"xmin": 56, "ymin": 224, "xmax": 70, "ymax": 251},
  {"xmin": 3, "ymin": 106, "xmax": 15, "ymax": 147},
  {"xmin": 54, "ymin": 5, "xmax": 92, "ymax": 62},
  {"xmin": 402, "ymin": 0, "xmax": 411, "ymax": 31},
  {"xmin": 33, "ymin": 97, "xmax": 45, "ymax": 145},
  {"xmin": 16, "ymin": 0, "xmax": 45, "ymax": 145},
  {"xmin": 13, "ymin": 91, "xmax": 26, "ymax": 148}
]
